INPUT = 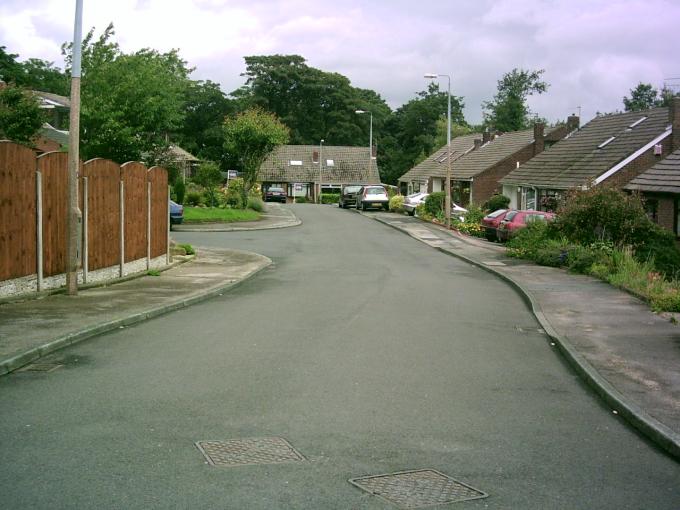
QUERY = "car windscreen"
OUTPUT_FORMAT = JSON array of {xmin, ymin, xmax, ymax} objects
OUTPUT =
[
  {"xmin": 366, "ymin": 188, "xmax": 386, "ymax": 195},
  {"xmin": 268, "ymin": 187, "xmax": 284, "ymax": 192},
  {"xmin": 504, "ymin": 211, "xmax": 518, "ymax": 221},
  {"xmin": 486, "ymin": 209, "xmax": 507, "ymax": 218},
  {"xmin": 343, "ymin": 186, "xmax": 362, "ymax": 194}
]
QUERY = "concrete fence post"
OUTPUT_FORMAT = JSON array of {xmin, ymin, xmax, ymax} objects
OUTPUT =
[
  {"xmin": 36, "ymin": 171, "xmax": 43, "ymax": 292},
  {"xmin": 147, "ymin": 181, "xmax": 151, "ymax": 270},
  {"xmin": 120, "ymin": 180, "xmax": 125, "ymax": 278},
  {"xmin": 82, "ymin": 176, "xmax": 89, "ymax": 283},
  {"xmin": 167, "ymin": 184, "xmax": 171, "ymax": 265}
]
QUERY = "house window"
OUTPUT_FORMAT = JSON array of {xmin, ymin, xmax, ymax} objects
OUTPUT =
[
  {"xmin": 645, "ymin": 198, "xmax": 659, "ymax": 223},
  {"xmin": 289, "ymin": 160, "xmax": 302, "ymax": 166}
]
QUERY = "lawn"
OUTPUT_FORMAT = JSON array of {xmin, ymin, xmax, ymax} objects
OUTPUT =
[{"xmin": 183, "ymin": 207, "xmax": 260, "ymax": 223}]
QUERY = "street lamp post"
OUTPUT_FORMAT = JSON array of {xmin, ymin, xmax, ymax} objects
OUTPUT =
[
  {"xmin": 318, "ymin": 139, "xmax": 324, "ymax": 203},
  {"xmin": 424, "ymin": 73, "xmax": 451, "ymax": 229},
  {"xmin": 355, "ymin": 110, "xmax": 373, "ymax": 180}
]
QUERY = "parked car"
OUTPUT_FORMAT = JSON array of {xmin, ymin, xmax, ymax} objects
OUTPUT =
[
  {"xmin": 403, "ymin": 192, "xmax": 429, "ymax": 216},
  {"xmin": 451, "ymin": 202, "xmax": 468, "ymax": 222},
  {"xmin": 264, "ymin": 186, "xmax": 287, "ymax": 203},
  {"xmin": 169, "ymin": 200, "xmax": 183, "ymax": 230},
  {"xmin": 339, "ymin": 185, "xmax": 363, "ymax": 208},
  {"xmin": 496, "ymin": 210, "xmax": 556, "ymax": 242},
  {"xmin": 356, "ymin": 185, "xmax": 389, "ymax": 211},
  {"xmin": 481, "ymin": 208, "xmax": 511, "ymax": 241}
]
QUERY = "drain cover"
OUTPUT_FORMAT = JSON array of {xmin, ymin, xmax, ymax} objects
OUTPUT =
[
  {"xmin": 18, "ymin": 363, "xmax": 63, "ymax": 373},
  {"xmin": 195, "ymin": 437, "xmax": 305, "ymax": 467},
  {"xmin": 349, "ymin": 469, "xmax": 487, "ymax": 508}
]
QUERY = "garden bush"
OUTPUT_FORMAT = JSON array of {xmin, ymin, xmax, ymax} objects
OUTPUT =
[
  {"xmin": 389, "ymin": 195, "xmax": 405, "ymax": 213},
  {"xmin": 223, "ymin": 177, "xmax": 247, "ymax": 209},
  {"xmin": 483, "ymin": 194, "xmax": 510, "ymax": 212},
  {"xmin": 423, "ymin": 191, "xmax": 445, "ymax": 217},
  {"xmin": 185, "ymin": 191, "xmax": 203, "ymax": 206},
  {"xmin": 295, "ymin": 196, "xmax": 308, "ymax": 203},
  {"xmin": 321, "ymin": 193, "xmax": 340, "ymax": 204},
  {"xmin": 247, "ymin": 197, "xmax": 265, "ymax": 212},
  {"xmin": 173, "ymin": 179, "xmax": 186, "ymax": 205}
]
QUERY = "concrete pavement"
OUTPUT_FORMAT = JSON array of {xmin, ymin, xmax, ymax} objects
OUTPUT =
[{"xmin": 368, "ymin": 210, "xmax": 680, "ymax": 460}]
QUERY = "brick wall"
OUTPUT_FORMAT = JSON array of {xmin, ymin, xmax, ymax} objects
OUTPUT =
[
  {"xmin": 656, "ymin": 196, "xmax": 676, "ymax": 234},
  {"xmin": 472, "ymin": 144, "xmax": 535, "ymax": 205},
  {"xmin": 601, "ymin": 136, "xmax": 672, "ymax": 189}
]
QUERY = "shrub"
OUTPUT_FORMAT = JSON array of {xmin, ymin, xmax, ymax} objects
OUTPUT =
[
  {"xmin": 223, "ymin": 177, "xmax": 247, "ymax": 209},
  {"xmin": 178, "ymin": 243, "xmax": 195, "ymax": 255},
  {"xmin": 185, "ymin": 191, "xmax": 203, "ymax": 206},
  {"xmin": 173, "ymin": 179, "xmax": 186, "ymax": 204},
  {"xmin": 424, "ymin": 191, "xmax": 446, "ymax": 217},
  {"xmin": 483, "ymin": 194, "xmax": 510, "ymax": 212},
  {"xmin": 321, "ymin": 193, "xmax": 340, "ymax": 204},
  {"xmin": 193, "ymin": 162, "xmax": 223, "ymax": 207},
  {"xmin": 247, "ymin": 197, "xmax": 265, "ymax": 212},
  {"xmin": 389, "ymin": 195, "xmax": 405, "ymax": 213},
  {"xmin": 295, "ymin": 196, "xmax": 308, "ymax": 203},
  {"xmin": 415, "ymin": 203, "xmax": 428, "ymax": 219},
  {"xmin": 249, "ymin": 183, "xmax": 263, "ymax": 199},
  {"xmin": 455, "ymin": 221, "xmax": 485, "ymax": 237}
]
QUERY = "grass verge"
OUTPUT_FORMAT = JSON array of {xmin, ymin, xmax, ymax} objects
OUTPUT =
[{"xmin": 184, "ymin": 207, "xmax": 260, "ymax": 223}]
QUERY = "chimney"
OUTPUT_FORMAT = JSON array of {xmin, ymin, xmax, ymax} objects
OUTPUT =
[
  {"xmin": 567, "ymin": 114, "xmax": 580, "ymax": 132},
  {"xmin": 473, "ymin": 138, "xmax": 482, "ymax": 150},
  {"xmin": 533, "ymin": 122, "xmax": 545, "ymax": 155},
  {"xmin": 482, "ymin": 131, "xmax": 491, "ymax": 144},
  {"xmin": 671, "ymin": 97, "xmax": 680, "ymax": 152},
  {"xmin": 312, "ymin": 150, "xmax": 319, "ymax": 164}
]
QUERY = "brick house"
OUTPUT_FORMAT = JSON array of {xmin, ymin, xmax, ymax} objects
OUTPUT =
[
  {"xmin": 259, "ymin": 145, "xmax": 380, "ymax": 201},
  {"xmin": 447, "ymin": 120, "xmax": 576, "ymax": 207},
  {"xmin": 625, "ymin": 148, "xmax": 680, "ymax": 237},
  {"xmin": 500, "ymin": 100, "xmax": 680, "ymax": 212}
]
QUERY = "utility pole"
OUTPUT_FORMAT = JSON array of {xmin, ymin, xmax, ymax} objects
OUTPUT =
[{"xmin": 66, "ymin": 0, "xmax": 83, "ymax": 295}]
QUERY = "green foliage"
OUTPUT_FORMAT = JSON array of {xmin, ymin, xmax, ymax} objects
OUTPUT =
[
  {"xmin": 62, "ymin": 24, "xmax": 191, "ymax": 163},
  {"xmin": 173, "ymin": 179, "xmax": 186, "ymax": 205},
  {"xmin": 147, "ymin": 269, "xmax": 161, "ymax": 276},
  {"xmin": 452, "ymin": 204, "xmax": 486, "ymax": 237},
  {"xmin": 482, "ymin": 68, "xmax": 548, "ymax": 131},
  {"xmin": 389, "ymin": 195, "xmax": 405, "ymax": 213},
  {"xmin": 223, "ymin": 107, "xmax": 289, "ymax": 192},
  {"xmin": 0, "ymin": 84, "xmax": 45, "ymax": 144},
  {"xmin": 623, "ymin": 82, "xmax": 679, "ymax": 111},
  {"xmin": 178, "ymin": 243, "xmax": 195, "ymax": 255},
  {"xmin": 0, "ymin": 46, "xmax": 69, "ymax": 95},
  {"xmin": 423, "ymin": 191, "xmax": 446, "ymax": 217},
  {"xmin": 294, "ymin": 196, "xmax": 308, "ymax": 203},
  {"xmin": 185, "ymin": 191, "xmax": 203, "ymax": 206},
  {"xmin": 184, "ymin": 206, "xmax": 259, "ymax": 222},
  {"xmin": 223, "ymin": 177, "xmax": 247, "ymax": 209},
  {"xmin": 193, "ymin": 161, "xmax": 223, "ymax": 207},
  {"xmin": 321, "ymin": 193, "xmax": 340, "ymax": 204},
  {"xmin": 247, "ymin": 197, "xmax": 265, "ymax": 212},
  {"xmin": 483, "ymin": 194, "xmax": 510, "ymax": 212}
]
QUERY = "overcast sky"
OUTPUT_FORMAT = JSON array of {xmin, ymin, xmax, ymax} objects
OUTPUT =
[{"xmin": 1, "ymin": 0, "xmax": 678, "ymax": 125}]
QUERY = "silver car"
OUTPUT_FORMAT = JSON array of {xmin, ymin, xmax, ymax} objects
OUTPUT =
[
  {"xmin": 356, "ymin": 185, "xmax": 389, "ymax": 211},
  {"xmin": 402, "ymin": 192, "xmax": 428, "ymax": 216}
]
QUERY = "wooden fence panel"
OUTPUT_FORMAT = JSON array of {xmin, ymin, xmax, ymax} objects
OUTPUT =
[
  {"xmin": 148, "ymin": 166, "xmax": 168, "ymax": 258},
  {"xmin": 82, "ymin": 159, "xmax": 120, "ymax": 271},
  {"xmin": 38, "ymin": 151, "xmax": 69, "ymax": 277},
  {"xmin": 0, "ymin": 141, "xmax": 37, "ymax": 281},
  {"xmin": 121, "ymin": 162, "xmax": 148, "ymax": 262}
]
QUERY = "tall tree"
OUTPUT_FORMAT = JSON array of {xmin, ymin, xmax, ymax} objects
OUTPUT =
[
  {"xmin": 0, "ymin": 46, "xmax": 68, "ymax": 95},
  {"xmin": 62, "ymin": 24, "xmax": 191, "ymax": 163},
  {"xmin": 223, "ymin": 108, "xmax": 289, "ymax": 192},
  {"xmin": 0, "ymin": 83, "xmax": 45, "ymax": 144},
  {"xmin": 482, "ymin": 68, "xmax": 548, "ymax": 132},
  {"xmin": 623, "ymin": 82, "xmax": 678, "ymax": 111}
]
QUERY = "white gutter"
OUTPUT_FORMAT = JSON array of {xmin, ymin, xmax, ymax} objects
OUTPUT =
[{"xmin": 594, "ymin": 126, "xmax": 672, "ymax": 185}]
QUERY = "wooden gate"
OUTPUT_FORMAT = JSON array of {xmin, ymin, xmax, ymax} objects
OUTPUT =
[
  {"xmin": 38, "ymin": 151, "xmax": 69, "ymax": 277},
  {"xmin": 148, "ymin": 166, "xmax": 168, "ymax": 258}
]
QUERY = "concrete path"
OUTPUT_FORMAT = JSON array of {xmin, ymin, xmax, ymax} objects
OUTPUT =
[{"xmin": 368, "ymin": 211, "xmax": 680, "ymax": 459}]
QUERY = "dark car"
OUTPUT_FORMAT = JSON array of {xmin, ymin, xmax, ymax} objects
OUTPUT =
[
  {"xmin": 339, "ymin": 185, "xmax": 362, "ymax": 208},
  {"xmin": 355, "ymin": 185, "xmax": 389, "ymax": 211},
  {"xmin": 169, "ymin": 200, "xmax": 183, "ymax": 230},
  {"xmin": 265, "ymin": 186, "xmax": 287, "ymax": 203},
  {"xmin": 496, "ymin": 210, "xmax": 556, "ymax": 242},
  {"xmin": 481, "ymin": 208, "xmax": 510, "ymax": 241}
]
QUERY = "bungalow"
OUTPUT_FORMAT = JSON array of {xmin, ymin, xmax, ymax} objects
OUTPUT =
[
  {"xmin": 447, "ymin": 119, "xmax": 577, "ymax": 207},
  {"xmin": 34, "ymin": 90, "xmax": 71, "ymax": 153},
  {"xmin": 500, "ymin": 99, "xmax": 680, "ymax": 211},
  {"xmin": 397, "ymin": 133, "xmax": 480, "ymax": 196},
  {"xmin": 625, "ymin": 148, "xmax": 680, "ymax": 237},
  {"xmin": 259, "ymin": 144, "xmax": 380, "ymax": 201}
]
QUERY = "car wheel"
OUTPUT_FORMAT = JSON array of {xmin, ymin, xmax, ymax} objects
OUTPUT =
[
  {"xmin": 383, "ymin": 204, "xmax": 389, "ymax": 211},
  {"xmin": 362, "ymin": 203, "xmax": 367, "ymax": 211},
  {"xmin": 408, "ymin": 209, "xmax": 415, "ymax": 216}
]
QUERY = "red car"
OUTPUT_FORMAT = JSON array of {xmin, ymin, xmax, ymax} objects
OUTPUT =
[
  {"xmin": 496, "ymin": 210, "xmax": 556, "ymax": 242},
  {"xmin": 481, "ymin": 209, "xmax": 511, "ymax": 241}
]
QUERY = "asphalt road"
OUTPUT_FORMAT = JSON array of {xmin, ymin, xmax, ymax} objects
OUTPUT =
[{"xmin": 2, "ymin": 204, "xmax": 679, "ymax": 509}]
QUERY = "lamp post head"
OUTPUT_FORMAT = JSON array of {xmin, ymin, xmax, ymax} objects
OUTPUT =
[{"xmin": 424, "ymin": 73, "xmax": 438, "ymax": 79}]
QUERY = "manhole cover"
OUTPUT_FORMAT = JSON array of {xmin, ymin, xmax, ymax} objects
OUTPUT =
[
  {"xmin": 195, "ymin": 437, "xmax": 305, "ymax": 467},
  {"xmin": 18, "ymin": 363, "xmax": 63, "ymax": 373},
  {"xmin": 349, "ymin": 469, "xmax": 487, "ymax": 509}
]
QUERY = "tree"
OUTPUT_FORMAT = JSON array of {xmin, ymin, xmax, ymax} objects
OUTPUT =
[
  {"xmin": 223, "ymin": 108, "xmax": 289, "ymax": 192},
  {"xmin": 62, "ymin": 24, "xmax": 191, "ymax": 163},
  {"xmin": 0, "ymin": 46, "xmax": 68, "ymax": 96},
  {"xmin": 0, "ymin": 83, "xmax": 45, "ymax": 144},
  {"xmin": 482, "ymin": 68, "xmax": 548, "ymax": 131},
  {"xmin": 623, "ymin": 82, "xmax": 679, "ymax": 111},
  {"xmin": 193, "ymin": 161, "xmax": 223, "ymax": 207}
]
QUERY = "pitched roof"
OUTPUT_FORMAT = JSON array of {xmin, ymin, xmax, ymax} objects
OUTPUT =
[
  {"xmin": 39, "ymin": 123, "xmax": 69, "ymax": 147},
  {"xmin": 33, "ymin": 91, "xmax": 70, "ymax": 109},
  {"xmin": 398, "ymin": 133, "xmax": 479, "ymax": 183},
  {"xmin": 168, "ymin": 145, "xmax": 199, "ymax": 161},
  {"xmin": 500, "ymin": 107, "xmax": 671, "ymax": 189},
  {"xmin": 625, "ymin": 148, "xmax": 680, "ymax": 194},
  {"xmin": 259, "ymin": 145, "xmax": 380, "ymax": 184}
]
